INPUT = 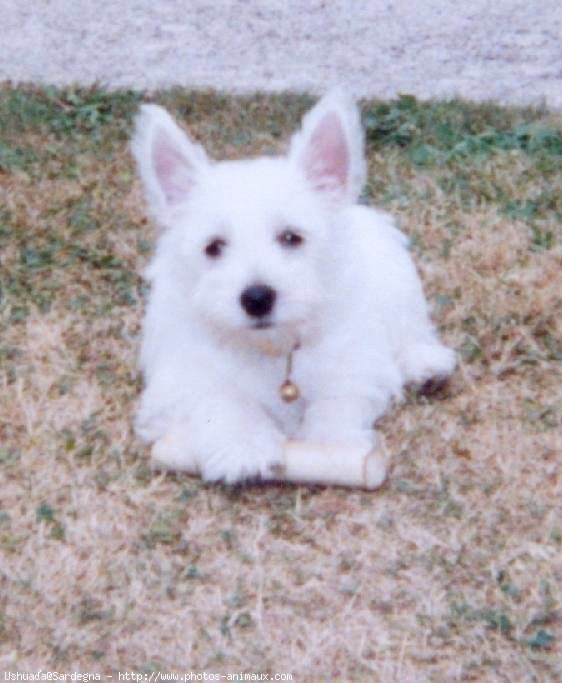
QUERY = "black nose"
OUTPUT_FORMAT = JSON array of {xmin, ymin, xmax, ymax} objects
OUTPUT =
[{"xmin": 240, "ymin": 284, "xmax": 276, "ymax": 318}]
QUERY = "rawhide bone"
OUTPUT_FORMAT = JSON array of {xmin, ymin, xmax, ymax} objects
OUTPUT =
[{"xmin": 151, "ymin": 433, "xmax": 388, "ymax": 490}]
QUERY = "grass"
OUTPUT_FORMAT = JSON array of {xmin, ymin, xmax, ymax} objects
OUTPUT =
[{"xmin": 0, "ymin": 84, "xmax": 560, "ymax": 680}]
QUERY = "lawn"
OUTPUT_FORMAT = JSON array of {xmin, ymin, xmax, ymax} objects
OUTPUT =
[{"xmin": 0, "ymin": 85, "xmax": 560, "ymax": 680}]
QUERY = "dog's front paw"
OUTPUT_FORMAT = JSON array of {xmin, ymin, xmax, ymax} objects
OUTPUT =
[{"xmin": 199, "ymin": 427, "xmax": 285, "ymax": 485}]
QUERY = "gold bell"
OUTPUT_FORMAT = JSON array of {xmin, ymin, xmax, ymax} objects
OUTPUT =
[{"xmin": 280, "ymin": 379, "xmax": 300, "ymax": 403}]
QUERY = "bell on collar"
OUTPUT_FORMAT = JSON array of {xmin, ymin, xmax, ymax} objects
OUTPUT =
[{"xmin": 280, "ymin": 379, "xmax": 300, "ymax": 403}]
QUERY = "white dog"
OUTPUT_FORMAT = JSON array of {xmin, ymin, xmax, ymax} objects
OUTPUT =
[{"xmin": 132, "ymin": 90, "xmax": 455, "ymax": 483}]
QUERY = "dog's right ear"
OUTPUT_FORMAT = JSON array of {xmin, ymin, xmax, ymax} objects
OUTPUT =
[{"xmin": 131, "ymin": 104, "xmax": 209, "ymax": 224}]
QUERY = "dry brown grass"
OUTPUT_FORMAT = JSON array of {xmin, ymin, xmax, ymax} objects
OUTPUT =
[{"xmin": 0, "ymin": 87, "xmax": 561, "ymax": 680}]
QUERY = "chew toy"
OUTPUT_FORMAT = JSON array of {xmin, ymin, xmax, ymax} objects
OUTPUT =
[{"xmin": 151, "ymin": 433, "xmax": 388, "ymax": 490}]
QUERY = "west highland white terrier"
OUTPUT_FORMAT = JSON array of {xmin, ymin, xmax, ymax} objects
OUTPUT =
[{"xmin": 132, "ymin": 90, "xmax": 455, "ymax": 484}]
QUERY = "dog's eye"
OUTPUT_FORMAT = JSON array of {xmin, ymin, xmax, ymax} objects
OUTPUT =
[
  {"xmin": 277, "ymin": 229, "xmax": 304, "ymax": 248},
  {"xmin": 204, "ymin": 238, "xmax": 227, "ymax": 258}
]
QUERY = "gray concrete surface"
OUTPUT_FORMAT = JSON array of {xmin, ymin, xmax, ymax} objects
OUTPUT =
[{"xmin": 2, "ymin": 0, "xmax": 562, "ymax": 107}]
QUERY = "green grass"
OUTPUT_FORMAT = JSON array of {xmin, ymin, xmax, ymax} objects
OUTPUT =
[
  {"xmin": 0, "ymin": 85, "xmax": 141, "ymax": 136},
  {"xmin": 363, "ymin": 94, "xmax": 562, "ymax": 159}
]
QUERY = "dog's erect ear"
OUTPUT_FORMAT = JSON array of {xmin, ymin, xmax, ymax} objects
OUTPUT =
[
  {"xmin": 132, "ymin": 104, "xmax": 209, "ymax": 223},
  {"xmin": 290, "ymin": 88, "xmax": 366, "ymax": 204}
]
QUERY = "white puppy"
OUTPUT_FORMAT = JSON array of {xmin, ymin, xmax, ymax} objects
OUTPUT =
[{"xmin": 132, "ymin": 90, "xmax": 455, "ymax": 483}]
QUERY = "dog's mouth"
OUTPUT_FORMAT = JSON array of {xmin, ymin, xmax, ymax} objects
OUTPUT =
[{"xmin": 250, "ymin": 320, "xmax": 274, "ymax": 330}]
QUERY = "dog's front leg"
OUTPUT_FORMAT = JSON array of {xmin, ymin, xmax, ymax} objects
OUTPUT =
[
  {"xmin": 299, "ymin": 395, "xmax": 382, "ymax": 449},
  {"xmin": 150, "ymin": 392, "xmax": 285, "ymax": 485}
]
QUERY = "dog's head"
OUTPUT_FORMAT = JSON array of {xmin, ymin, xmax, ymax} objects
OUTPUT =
[{"xmin": 132, "ymin": 90, "xmax": 366, "ymax": 354}]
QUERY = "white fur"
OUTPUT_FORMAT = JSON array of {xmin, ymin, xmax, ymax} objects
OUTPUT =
[{"xmin": 132, "ymin": 90, "xmax": 456, "ymax": 483}]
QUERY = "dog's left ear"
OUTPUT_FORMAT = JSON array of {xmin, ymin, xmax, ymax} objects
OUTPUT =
[{"xmin": 290, "ymin": 88, "xmax": 366, "ymax": 205}]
